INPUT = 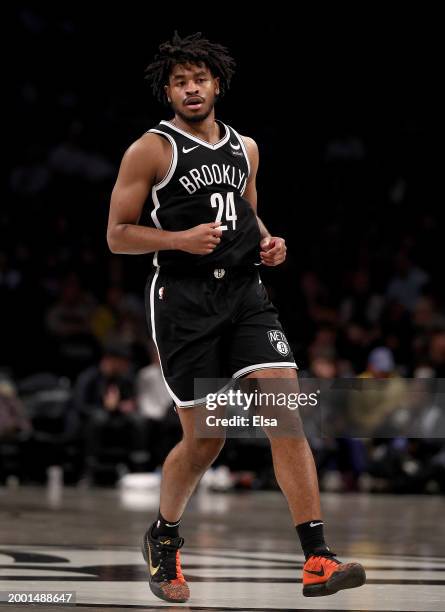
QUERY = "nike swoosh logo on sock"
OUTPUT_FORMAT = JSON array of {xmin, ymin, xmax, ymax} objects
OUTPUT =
[{"xmin": 309, "ymin": 521, "xmax": 323, "ymax": 527}]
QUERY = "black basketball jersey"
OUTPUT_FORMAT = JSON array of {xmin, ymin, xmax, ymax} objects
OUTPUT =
[{"xmin": 142, "ymin": 119, "xmax": 261, "ymax": 268}]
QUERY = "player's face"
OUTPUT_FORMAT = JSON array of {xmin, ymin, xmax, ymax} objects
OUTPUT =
[{"xmin": 165, "ymin": 63, "xmax": 220, "ymax": 123}]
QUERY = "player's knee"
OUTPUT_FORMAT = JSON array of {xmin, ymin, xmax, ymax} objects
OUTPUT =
[{"xmin": 187, "ymin": 437, "xmax": 225, "ymax": 470}]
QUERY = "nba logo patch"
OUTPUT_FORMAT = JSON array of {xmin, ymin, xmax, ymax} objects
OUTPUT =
[
  {"xmin": 158, "ymin": 286, "xmax": 165, "ymax": 300},
  {"xmin": 267, "ymin": 329, "xmax": 290, "ymax": 356}
]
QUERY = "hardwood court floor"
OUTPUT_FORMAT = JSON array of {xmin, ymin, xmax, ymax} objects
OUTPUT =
[{"xmin": 0, "ymin": 485, "xmax": 444, "ymax": 611}]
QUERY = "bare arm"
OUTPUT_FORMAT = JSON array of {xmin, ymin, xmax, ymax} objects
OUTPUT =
[
  {"xmin": 107, "ymin": 134, "xmax": 177, "ymax": 254},
  {"xmin": 241, "ymin": 135, "xmax": 287, "ymax": 266},
  {"xmin": 107, "ymin": 134, "xmax": 222, "ymax": 255},
  {"xmin": 241, "ymin": 136, "xmax": 271, "ymax": 239}
]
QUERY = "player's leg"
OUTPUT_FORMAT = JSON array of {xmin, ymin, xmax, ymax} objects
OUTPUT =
[
  {"xmin": 142, "ymin": 405, "xmax": 224, "ymax": 603},
  {"xmin": 227, "ymin": 273, "xmax": 320, "ymax": 523},
  {"xmin": 244, "ymin": 366, "xmax": 366, "ymax": 597},
  {"xmin": 228, "ymin": 271, "xmax": 365, "ymax": 596},
  {"xmin": 245, "ymin": 367, "xmax": 321, "ymax": 524},
  {"xmin": 142, "ymin": 269, "xmax": 227, "ymax": 602},
  {"xmin": 158, "ymin": 405, "xmax": 225, "ymax": 523}
]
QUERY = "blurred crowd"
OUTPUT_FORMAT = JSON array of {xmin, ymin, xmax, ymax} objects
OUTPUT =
[
  {"xmin": 1, "ymin": 339, "xmax": 444, "ymax": 493},
  {"xmin": 2, "ymin": 7, "xmax": 444, "ymax": 492}
]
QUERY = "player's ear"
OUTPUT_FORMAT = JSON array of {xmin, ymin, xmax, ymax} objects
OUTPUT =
[
  {"xmin": 164, "ymin": 84, "xmax": 171, "ymax": 103},
  {"xmin": 214, "ymin": 76, "xmax": 220, "ymax": 96}
]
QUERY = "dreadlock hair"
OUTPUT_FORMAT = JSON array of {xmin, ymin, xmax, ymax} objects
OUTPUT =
[{"xmin": 145, "ymin": 31, "xmax": 236, "ymax": 105}]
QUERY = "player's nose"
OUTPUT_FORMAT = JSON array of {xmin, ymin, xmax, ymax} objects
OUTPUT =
[{"xmin": 185, "ymin": 81, "xmax": 199, "ymax": 94}]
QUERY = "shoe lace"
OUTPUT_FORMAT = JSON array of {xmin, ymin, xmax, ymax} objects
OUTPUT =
[{"xmin": 156, "ymin": 537, "xmax": 185, "ymax": 581}]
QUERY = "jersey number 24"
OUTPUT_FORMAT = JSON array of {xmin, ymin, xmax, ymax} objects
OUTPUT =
[{"xmin": 210, "ymin": 192, "xmax": 237, "ymax": 231}]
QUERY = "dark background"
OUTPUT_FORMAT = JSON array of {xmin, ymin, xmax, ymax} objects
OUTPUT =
[
  {"xmin": 2, "ymin": 6, "xmax": 445, "ymax": 490},
  {"xmin": 4, "ymin": 7, "xmax": 444, "ymax": 378}
]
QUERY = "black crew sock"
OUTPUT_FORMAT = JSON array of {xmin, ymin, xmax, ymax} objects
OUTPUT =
[
  {"xmin": 151, "ymin": 511, "xmax": 181, "ymax": 539},
  {"xmin": 296, "ymin": 519, "xmax": 330, "ymax": 560}
]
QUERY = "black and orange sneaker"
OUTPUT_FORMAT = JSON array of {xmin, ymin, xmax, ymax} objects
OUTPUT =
[
  {"xmin": 302, "ymin": 547, "xmax": 366, "ymax": 597},
  {"xmin": 141, "ymin": 527, "xmax": 190, "ymax": 603}
]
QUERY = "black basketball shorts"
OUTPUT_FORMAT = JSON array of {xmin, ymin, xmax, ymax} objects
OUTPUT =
[{"xmin": 144, "ymin": 266, "xmax": 297, "ymax": 407}]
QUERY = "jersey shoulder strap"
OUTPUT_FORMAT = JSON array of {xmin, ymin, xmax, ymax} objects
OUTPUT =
[{"xmin": 224, "ymin": 123, "xmax": 251, "ymax": 179}]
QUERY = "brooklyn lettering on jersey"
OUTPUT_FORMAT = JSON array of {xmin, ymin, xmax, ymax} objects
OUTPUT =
[{"xmin": 179, "ymin": 164, "xmax": 247, "ymax": 195}]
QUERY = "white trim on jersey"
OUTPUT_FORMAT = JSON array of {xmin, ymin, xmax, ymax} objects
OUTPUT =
[
  {"xmin": 160, "ymin": 119, "xmax": 230, "ymax": 150},
  {"xmin": 148, "ymin": 128, "xmax": 178, "ymax": 188},
  {"xmin": 229, "ymin": 127, "xmax": 250, "ymax": 196},
  {"xmin": 232, "ymin": 362, "xmax": 298, "ymax": 379},
  {"xmin": 230, "ymin": 126, "xmax": 251, "ymax": 186},
  {"xmin": 147, "ymin": 129, "xmax": 178, "ymax": 267}
]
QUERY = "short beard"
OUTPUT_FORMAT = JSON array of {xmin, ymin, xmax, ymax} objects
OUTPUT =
[{"xmin": 173, "ymin": 102, "xmax": 215, "ymax": 124}]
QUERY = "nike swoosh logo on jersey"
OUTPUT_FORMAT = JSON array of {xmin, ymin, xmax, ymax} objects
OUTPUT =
[
  {"xmin": 230, "ymin": 142, "xmax": 241, "ymax": 150},
  {"xmin": 182, "ymin": 145, "xmax": 200, "ymax": 154},
  {"xmin": 304, "ymin": 567, "xmax": 325, "ymax": 577}
]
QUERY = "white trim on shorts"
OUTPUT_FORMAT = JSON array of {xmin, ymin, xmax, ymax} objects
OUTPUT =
[
  {"xmin": 149, "ymin": 268, "xmax": 197, "ymax": 407},
  {"xmin": 232, "ymin": 361, "xmax": 298, "ymax": 380},
  {"xmin": 167, "ymin": 362, "xmax": 299, "ymax": 409}
]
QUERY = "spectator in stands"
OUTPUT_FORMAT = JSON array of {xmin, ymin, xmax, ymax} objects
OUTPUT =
[
  {"xmin": 386, "ymin": 252, "xmax": 429, "ymax": 312},
  {"xmin": 351, "ymin": 347, "xmax": 408, "ymax": 434},
  {"xmin": 45, "ymin": 272, "xmax": 98, "ymax": 378},
  {"xmin": 73, "ymin": 341, "xmax": 147, "ymax": 479},
  {"xmin": 0, "ymin": 376, "xmax": 32, "ymax": 440}
]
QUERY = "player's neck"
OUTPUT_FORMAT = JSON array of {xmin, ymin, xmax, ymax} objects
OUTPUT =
[{"xmin": 170, "ymin": 113, "xmax": 221, "ymax": 144}]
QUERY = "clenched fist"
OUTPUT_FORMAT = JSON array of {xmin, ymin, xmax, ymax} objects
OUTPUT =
[
  {"xmin": 260, "ymin": 236, "xmax": 287, "ymax": 266},
  {"xmin": 175, "ymin": 221, "xmax": 223, "ymax": 255}
]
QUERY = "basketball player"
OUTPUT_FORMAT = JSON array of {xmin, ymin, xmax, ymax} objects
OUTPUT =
[{"xmin": 107, "ymin": 32, "xmax": 366, "ymax": 604}]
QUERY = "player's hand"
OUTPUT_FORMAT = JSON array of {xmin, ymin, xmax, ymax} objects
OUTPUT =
[
  {"xmin": 260, "ymin": 236, "xmax": 287, "ymax": 266},
  {"xmin": 175, "ymin": 221, "xmax": 223, "ymax": 255}
]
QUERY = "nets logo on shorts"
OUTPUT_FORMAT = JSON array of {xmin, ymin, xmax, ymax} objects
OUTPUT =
[{"xmin": 267, "ymin": 330, "xmax": 290, "ymax": 356}]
